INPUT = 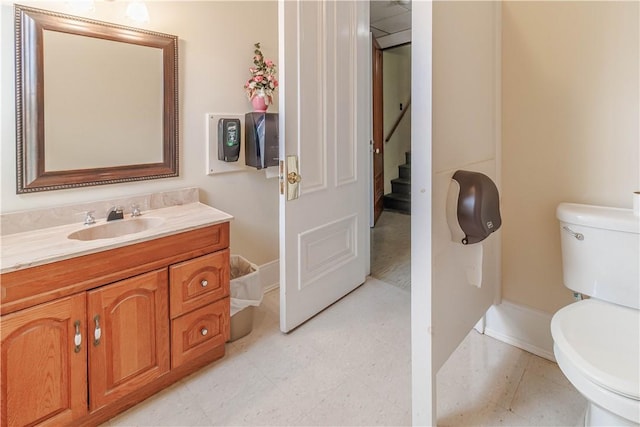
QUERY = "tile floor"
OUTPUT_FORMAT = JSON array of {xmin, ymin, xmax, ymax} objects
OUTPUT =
[
  {"xmin": 106, "ymin": 278, "xmax": 586, "ymax": 426},
  {"xmin": 370, "ymin": 211, "xmax": 411, "ymax": 290}
]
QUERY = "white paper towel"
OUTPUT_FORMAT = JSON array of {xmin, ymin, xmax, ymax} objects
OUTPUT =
[
  {"xmin": 452, "ymin": 242, "xmax": 483, "ymax": 288},
  {"xmin": 634, "ymin": 191, "xmax": 640, "ymax": 217},
  {"xmin": 465, "ymin": 244, "xmax": 483, "ymax": 288}
]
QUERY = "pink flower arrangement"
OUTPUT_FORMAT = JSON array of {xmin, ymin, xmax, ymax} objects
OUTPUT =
[{"xmin": 244, "ymin": 42, "xmax": 278, "ymax": 104}]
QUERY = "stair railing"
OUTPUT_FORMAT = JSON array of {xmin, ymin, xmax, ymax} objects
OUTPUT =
[{"xmin": 384, "ymin": 97, "xmax": 411, "ymax": 143}]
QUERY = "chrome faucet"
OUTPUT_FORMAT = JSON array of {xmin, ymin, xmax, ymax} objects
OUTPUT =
[
  {"xmin": 131, "ymin": 204, "xmax": 142, "ymax": 217},
  {"xmin": 106, "ymin": 206, "xmax": 124, "ymax": 221}
]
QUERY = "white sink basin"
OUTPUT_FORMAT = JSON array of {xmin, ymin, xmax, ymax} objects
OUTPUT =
[{"xmin": 67, "ymin": 217, "xmax": 165, "ymax": 241}]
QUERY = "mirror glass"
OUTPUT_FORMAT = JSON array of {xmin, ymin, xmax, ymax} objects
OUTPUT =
[{"xmin": 15, "ymin": 5, "xmax": 178, "ymax": 193}]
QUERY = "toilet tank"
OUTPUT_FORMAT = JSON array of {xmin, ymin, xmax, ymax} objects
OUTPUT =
[{"xmin": 557, "ymin": 203, "xmax": 640, "ymax": 310}]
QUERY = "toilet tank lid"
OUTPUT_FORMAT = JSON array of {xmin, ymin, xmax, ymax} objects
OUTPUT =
[{"xmin": 557, "ymin": 203, "xmax": 639, "ymax": 234}]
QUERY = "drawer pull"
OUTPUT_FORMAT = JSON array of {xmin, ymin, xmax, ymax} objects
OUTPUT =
[
  {"xmin": 73, "ymin": 320, "xmax": 82, "ymax": 353},
  {"xmin": 200, "ymin": 279, "xmax": 208, "ymax": 288},
  {"xmin": 200, "ymin": 328, "xmax": 208, "ymax": 336},
  {"xmin": 93, "ymin": 315, "xmax": 102, "ymax": 346}
]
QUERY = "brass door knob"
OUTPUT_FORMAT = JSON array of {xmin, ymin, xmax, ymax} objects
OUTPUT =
[{"xmin": 287, "ymin": 171, "xmax": 302, "ymax": 185}]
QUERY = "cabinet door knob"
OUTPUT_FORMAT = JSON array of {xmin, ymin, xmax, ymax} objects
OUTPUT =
[
  {"xmin": 200, "ymin": 279, "xmax": 208, "ymax": 287},
  {"xmin": 200, "ymin": 328, "xmax": 208, "ymax": 336},
  {"xmin": 73, "ymin": 320, "xmax": 82, "ymax": 353}
]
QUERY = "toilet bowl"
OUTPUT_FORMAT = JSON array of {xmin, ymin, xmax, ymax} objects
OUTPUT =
[
  {"xmin": 553, "ymin": 203, "xmax": 640, "ymax": 426},
  {"xmin": 551, "ymin": 299, "xmax": 640, "ymax": 426}
]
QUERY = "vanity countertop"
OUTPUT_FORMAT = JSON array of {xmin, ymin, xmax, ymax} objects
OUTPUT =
[{"xmin": 1, "ymin": 202, "xmax": 233, "ymax": 274}]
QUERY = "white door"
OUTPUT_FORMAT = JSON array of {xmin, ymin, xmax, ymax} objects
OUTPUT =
[
  {"xmin": 278, "ymin": 0, "xmax": 370, "ymax": 332},
  {"xmin": 412, "ymin": 1, "xmax": 502, "ymax": 424}
]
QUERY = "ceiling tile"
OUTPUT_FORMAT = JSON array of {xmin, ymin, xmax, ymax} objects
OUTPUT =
[
  {"xmin": 370, "ymin": 0, "xmax": 412, "ymax": 49},
  {"xmin": 370, "ymin": 2, "xmax": 408, "ymax": 22},
  {"xmin": 371, "ymin": 11, "xmax": 411, "ymax": 34},
  {"xmin": 370, "ymin": 26, "xmax": 389, "ymax": 38}
]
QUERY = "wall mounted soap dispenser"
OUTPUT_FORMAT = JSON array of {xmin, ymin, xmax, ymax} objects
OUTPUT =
[
  {"xmin": 446, "ymin": 170, "xmax": 502, "ymax": 245},
  {"xmin": 217, "ymin": 118, "xmax": 241, "ymax": 162}
]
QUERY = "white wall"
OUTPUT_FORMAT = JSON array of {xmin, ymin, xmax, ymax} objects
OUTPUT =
[
  {"xmin": 0, "ymin": 1, "xmax": 280, "ymax": 265},
  {"xmin": 501, "ymin": 1, "xmax": 640, "ymax": 315},
  {"xmin": 382, "ymin": 44, "xmax": 411, "ymax": 194}
]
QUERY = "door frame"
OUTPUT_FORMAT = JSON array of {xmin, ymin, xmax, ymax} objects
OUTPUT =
[
  {"xmin": 411, "ymin": 1, "xmax": 434, "ymax": 424},
  {"xmin": 371, "ymin": 36, "xmax": 384, "ymax": 226}
]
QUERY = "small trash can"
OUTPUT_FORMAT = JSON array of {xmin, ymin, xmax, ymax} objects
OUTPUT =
[{"xmin": 229, "ymin": 255, "xmax": 262, "ymax": 342}]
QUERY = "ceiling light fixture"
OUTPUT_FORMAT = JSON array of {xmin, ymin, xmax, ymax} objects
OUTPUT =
[{"xmin": 66, "ymin": 0, "xmax": 95, "ymax": 14}]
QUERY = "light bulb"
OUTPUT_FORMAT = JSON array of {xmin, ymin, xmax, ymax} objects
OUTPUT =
[{"xmin": 126, "ymin": 1, "xmax": 150, "ymax": 23}]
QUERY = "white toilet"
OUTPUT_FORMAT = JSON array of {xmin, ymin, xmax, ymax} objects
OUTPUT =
[{"xmin": 551, "ymin": 203, "xmax": 640, "ymax": 426}]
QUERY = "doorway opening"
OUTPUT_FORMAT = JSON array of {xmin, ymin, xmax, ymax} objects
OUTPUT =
[{"xmin": 369, "ymin": 40, "xmax": 411, "ymax": 291}]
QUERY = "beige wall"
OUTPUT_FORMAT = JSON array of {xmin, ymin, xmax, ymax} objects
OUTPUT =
[
  {"xmin": 0, "ymin": 1, "xmax": 279, "ymax": 265},
  {"xmin": 383, "ymin": 44, "xmax": 411, "ymax": 194},
  {"xmin": 432, "ymin": 1, "xmax": 501, "ymax": 370},
  {"xmin": 501, "ymin": 1, "xmax": 640, "ymax": 313}
]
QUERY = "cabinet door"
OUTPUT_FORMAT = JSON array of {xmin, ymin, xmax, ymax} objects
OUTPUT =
[
  {"xmin": 87, "ymin": 269, "xmax": 169, "ymax": 411},
  {"xmin": 1, "ymin": 293, "xmax": 87, "ymax": 427}
]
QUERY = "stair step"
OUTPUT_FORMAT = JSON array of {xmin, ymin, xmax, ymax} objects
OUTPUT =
[
  {"xmin": 383, "ymin": 192, "xmax": 411, "ymax": 214},
  {"xmin": 391, "ymin": 178, "xmax": 411, "ymax": 195},
  {"xmin": 398, "ymin": 163, "xmax": 411, "ymax": 179},
  {"xmin": 405, "ymin": 151, "xmax": 411, "ymax": 165}
]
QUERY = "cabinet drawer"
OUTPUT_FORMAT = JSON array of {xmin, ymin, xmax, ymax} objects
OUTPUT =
[
  {"xmin": 171, "ymin": 298, "xmax": 230, "ymax": 368},
  {"xmin": 170, "ymin": 250, "xmax": 229, "ymax": 318}
]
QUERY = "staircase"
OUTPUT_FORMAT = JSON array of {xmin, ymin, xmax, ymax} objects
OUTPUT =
[{"xmin": 383, "ymin": 151, "xmax": 411, "ymax": 214}]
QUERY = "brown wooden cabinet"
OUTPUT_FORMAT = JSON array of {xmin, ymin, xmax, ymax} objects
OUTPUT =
[
  {"xmin": 0, "ymin": 294, "xmax": 87, "ymax": 427},
  {"xmin": 169, "ymin": 250, "xmax": 230, "ymax": 368},
  {"xmin": 0, "ymin": 222, "xmax": 230, "ymax": 427},
  {"xmin": 87, "ymin": 269, "xmax": 170, "ymax": 411}
]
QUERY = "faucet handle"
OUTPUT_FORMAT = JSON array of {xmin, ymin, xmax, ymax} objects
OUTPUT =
[
  {"xmin": 84, "ymin": 211, "xmax": 96, "ymax": 225},
  {"xmin": 131, "ymin": 204, "xmax": 142, "ymax": 217}
]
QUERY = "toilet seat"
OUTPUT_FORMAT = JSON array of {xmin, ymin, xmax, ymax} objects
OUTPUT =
[{"xmin": 551, "ymin": 299, "xmax": 640, "ymax": 424}]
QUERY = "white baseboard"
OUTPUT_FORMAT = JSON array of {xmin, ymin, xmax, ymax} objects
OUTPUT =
[
  {"xmin": 259, "ymin": 259, "xmax": 280, "ymax": 293},
  {"xmin": 485, "ymin": 300, "xmax": 556, "ymax": 362}
]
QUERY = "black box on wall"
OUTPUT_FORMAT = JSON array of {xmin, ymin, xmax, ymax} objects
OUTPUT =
[{"xmin": 244, "ymin": 112, "xmax": 279, "ymax": 170}]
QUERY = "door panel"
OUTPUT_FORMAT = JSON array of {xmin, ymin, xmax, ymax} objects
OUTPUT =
[
  {"xmin": 279, "ymin": 0, "xmax": 370, "ymax": 332},
  {"xmin": 87, "ymin": 269, "xmax": 169, "ymax": 411},
  {"xmin": 0, "ymin": 294, "xmax": 87, "ymax": 427},
  {"xmin": 412, "ymin": 1, "xmax": 502, "ymax": 424}
]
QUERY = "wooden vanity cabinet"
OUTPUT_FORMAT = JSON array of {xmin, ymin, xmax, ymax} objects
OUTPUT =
[
  {"xmin": 87, "ymin": 269, "xmax": 170, "ymax": 411},
  {"xmin": 0, "ymin": 222, "xmax": 230, "ymax": 427},
  {"xmin": 0, "ymin": 294, "xmax": 88, "ymax": 427}
]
